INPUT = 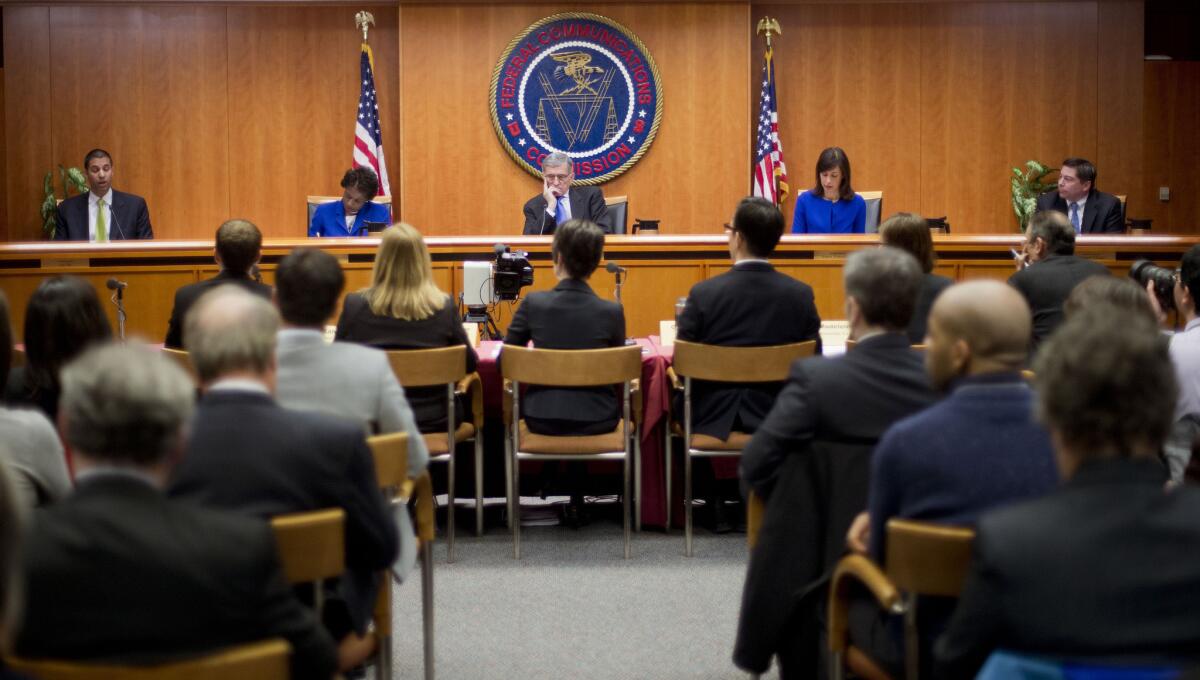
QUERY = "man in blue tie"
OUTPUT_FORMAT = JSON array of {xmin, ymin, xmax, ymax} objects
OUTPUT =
[
  {"xmin": 521, "ymin": 152, "xmax": 611, "ymax": 235},
  {"xmin": 1034, "ymin": 157, "xmax": 1125, "ymax": 234}
]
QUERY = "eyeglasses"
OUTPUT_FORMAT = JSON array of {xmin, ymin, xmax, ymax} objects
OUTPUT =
[
  {"xmin": 544, "ymin": 173, "xmax": 571, "ymax": 182},
  {"xmin": 723, "ymin": 223, "xmax": 738, "ymax": 233}
]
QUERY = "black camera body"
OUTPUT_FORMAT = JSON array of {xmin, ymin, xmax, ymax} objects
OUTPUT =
[
  {"xmin": 1129, "ymin": 259, "xmax": 1176, "ymax": 313},
  {"xmin": 494, "ymin": 246, "xmax": 534, "ymax": 300}
]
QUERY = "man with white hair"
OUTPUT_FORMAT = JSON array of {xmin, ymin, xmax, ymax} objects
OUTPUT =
[
  {"xmin": 17, "ymin": 343, "xmax": 337, "ymax": 678},
  {"xmin": 522, "ymin": 152, "xmax": 611, "ymax": 235}
]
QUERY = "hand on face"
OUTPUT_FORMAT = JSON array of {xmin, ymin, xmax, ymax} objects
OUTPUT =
[{"xmin": 542, "ymin": 167, "xmax": 572, "ymax": 208}]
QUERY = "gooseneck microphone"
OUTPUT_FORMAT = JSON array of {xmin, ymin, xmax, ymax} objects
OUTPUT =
[
  {"xmin": 105, "ymin": 278, "xmax": 128, "ymax": 291},
  {"xmin": 107, "ymin": 201, "xmax": 128, "ymax": 240},
  {"xmin": 605, "ymin": 262, "xmax": 626, "ymax": 274},
  {"xmin": 106, "ymin": 278, "xmax": 128, "ymax": 340}
]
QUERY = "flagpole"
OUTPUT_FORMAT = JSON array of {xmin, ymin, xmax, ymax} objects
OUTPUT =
[{"xmin": 753, "ymin": 17, "xmax": 787, "ymax": 208}]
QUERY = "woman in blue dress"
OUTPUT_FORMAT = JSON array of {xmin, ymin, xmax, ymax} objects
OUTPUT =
[{"xmin": 791, "ymin": 146, "xmax": 866, "ymax": 234}]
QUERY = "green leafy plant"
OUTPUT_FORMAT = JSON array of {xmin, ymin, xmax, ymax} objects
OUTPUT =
[
  {"xmin": 1010, "ymin": 160, "xmax": 1058, "ymax": 233},
  {"xmin": 40, "ymin": 165, "xmax": 88, "ymax": 238}
]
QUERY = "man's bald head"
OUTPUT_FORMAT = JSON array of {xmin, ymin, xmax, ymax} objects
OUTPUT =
[
  {"xmin": 183, "ymin": 285, "xmax": 279, "ymax": 385},
  {"xmin": 925, "ymin": 280, "xmax": 1031, "ymax": 390}
]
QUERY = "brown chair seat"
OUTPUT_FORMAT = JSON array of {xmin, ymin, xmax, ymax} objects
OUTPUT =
[
  {"xmin": 422, "ymin": 422, "xmax": 476, "ymax": 456},
  {"xmin": 689, "ymin": 431, "xmax": 752, "ymax": 451},
  {"xmin": 517, "ymin": 419, "xmax": 625, "ymax": 455}
]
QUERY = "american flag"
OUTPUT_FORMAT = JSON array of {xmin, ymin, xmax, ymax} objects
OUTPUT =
[
  {"xmin": 353, "ymin": 43, "xmax": 391, "ymax": 197},
  {"xmin": 752, "ymin": 46, "xmax": 788, "ymax": 206}
]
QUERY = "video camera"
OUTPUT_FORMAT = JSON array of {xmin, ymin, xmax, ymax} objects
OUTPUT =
[{"xmin": 492, "ymin": 244, "xmax": 534, "ymax": 301}]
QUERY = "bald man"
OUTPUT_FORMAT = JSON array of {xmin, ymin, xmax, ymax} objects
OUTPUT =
[{"xmin": 843, "ymin": 281, "xmax": 1060, "ymax": 676}]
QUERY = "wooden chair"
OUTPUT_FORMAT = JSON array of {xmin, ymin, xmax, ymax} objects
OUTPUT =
[
  {"xmin": 860, "ymin": 191, "xmax": 884, "ymax": 233},
  {"xmin": 605, "ymin": 195, "xmax": 628, "ymax": 234},
  {"xmin": 501, "ymin": 344, "xmax": 642, "ymax": 559},
  {"xmin": 160, "ymin": 347, "xmax": 198, "ymax": 385},
  {"xmin": 386, "ymin": 346, "xmax": 484, "ymax": 563},
  {"xmin": 746, "ymin": 490, "xmax": 765, "ymax": 551},
  {"xmin": 367, "ymin": 432, "xmax": 437, "ymax": 680},
  {"xmin": 269, "ymin": 508, "xmax": 345, "ymax": 618},
  {"xmin": 844, "ymin": 339, "xmax": 925, "ymax": 352},
  {"xmin": 305, "ymin": 194, "xmax": 393, "ymax": 228},
  {"xmin": 667, "ymin": 340, "xmax": 817, "ymax": 556},
  {"xmin": 8, "ymin": 639, "xmax": 290, "ymax": 680},
  {"xmin": 828, "ymin": 518, "xmax": 975, "ymax": 680}
]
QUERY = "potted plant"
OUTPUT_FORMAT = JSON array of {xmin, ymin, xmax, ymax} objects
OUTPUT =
[
  {"xmin": 40, "ymin": 165, "xmax": 88, "ymax": 238},
  {"xmin": 1010, "ymin": 160, "xmax": 1058, "ymax": 233}
]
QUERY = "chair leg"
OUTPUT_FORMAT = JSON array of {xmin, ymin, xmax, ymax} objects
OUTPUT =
[
  {"xmin": 504, "ymin": 434, "xmax": 513, "ymax": 531},
  {"xmin": 512, "ymin": 446, "xmax": 522, "ymax": 560},
  {"xmin": 447, "ymin": 447, "xmax": 456, "ymax": 563},
  {"xmin": 664, "ymin": 427, "xmax": 672, "ymax": 533},
  {"xmin": 421, "ymin": 539, "xmax": 434, "ymax": 680},
  {"xmin": 376, "ymin": 615, "xmax": 393, "ymax": 680},
  {"xmin": 634, "ymin": 434, "xmax": 642, "ymax": 533},
  {"xmin": 473, "ymin": 435, "xmax": 484, "ymax": 537},
  {"xmin": 623, "ymin": 448, "xmax": 631, "ymax": 560},
  {"xmin": 685, "ymin": 448, "xmax": 693, "ymax": 557}
]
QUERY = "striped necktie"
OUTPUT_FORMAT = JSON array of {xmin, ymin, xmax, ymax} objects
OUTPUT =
[{"xmin": 1069, "ymin": 202, "xmax": 1081, "ymax": 234}]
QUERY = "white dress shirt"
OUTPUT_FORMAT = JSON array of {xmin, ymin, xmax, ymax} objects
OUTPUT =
[{"xmin": 87, "ymin": 189, "xmax": 114, "ymax": 242}]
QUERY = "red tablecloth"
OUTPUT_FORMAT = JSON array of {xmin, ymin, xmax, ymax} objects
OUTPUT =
[{"xmin": 476, "ymin": 338, "xmax": 673, "ymax": 528}]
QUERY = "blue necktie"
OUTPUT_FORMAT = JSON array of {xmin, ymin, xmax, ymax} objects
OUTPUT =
[
  {"xmin": 1069, "ymin": 202, "xmax": 1081, "ymax": 233},
  {"xmin": 554, "ymin": 196, "xmax": 567, "ymax": 225}
]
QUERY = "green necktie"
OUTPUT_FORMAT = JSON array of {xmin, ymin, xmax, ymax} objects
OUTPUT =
[{"xmin": 96, "ymin": 199, "xmax": 108, "ymax": 243}]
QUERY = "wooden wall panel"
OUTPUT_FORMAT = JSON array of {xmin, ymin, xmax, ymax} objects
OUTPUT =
[
  {"xmin": 3, "ymin": 7, "xmax": 54, "ymax": 242},
  {"xmin": 755, "ymin": 4, "xmax": 923, "ymax": 230},
  {"xmin": 1097, "ymin": 1, "xmax": 1144, "ymax": 218},
  {"xmin": 227, "ymin": 5, "xmax": 400, "ymax": 238},
  {"xmin": 398, "ymin": 3, "xmax": 750, "ymax": 235},
  {"xmin": 1141, "ymin": 62, "xmax": 1200, "ymax": 233}
]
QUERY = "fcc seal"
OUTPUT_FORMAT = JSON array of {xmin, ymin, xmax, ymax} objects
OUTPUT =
[{"xmin": 490, "ymin": 12, "xmax": 664, "ymax": 184}]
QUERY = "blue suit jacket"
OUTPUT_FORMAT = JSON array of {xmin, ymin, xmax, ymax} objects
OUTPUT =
[
  {"xmin": 54, "ymin": 190, "xmax": 153, "ymax": 241},
  {"xmin": 308, "ymin": 200, "xmax": 390, "ymax": 237}
]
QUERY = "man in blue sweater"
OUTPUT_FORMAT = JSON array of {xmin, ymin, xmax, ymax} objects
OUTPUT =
[{"xmin": 844, "ymin": 279, "xmax": 1059, "ymax": 675}]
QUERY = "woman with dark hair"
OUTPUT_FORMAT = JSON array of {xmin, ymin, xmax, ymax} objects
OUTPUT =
[
  {"xmin": 4, "ymin": 276, "xmax": 112, "ymax": 419},
  {"xmin": 308, "ymin": 167, "xmax": 391, "ymax": 237},
  {"xmin": 879, "ymin": 212, "xmax": 953, "ymax": 343},
  {"xmin": 791, "ymin": 146, "xmax": 867, "ymax": 234}
]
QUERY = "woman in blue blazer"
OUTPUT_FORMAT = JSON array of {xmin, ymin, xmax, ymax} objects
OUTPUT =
[
  {"xmin": 791, "ymin": 146, "xmax": 866, "ymax": 234},
  {"xmin": 308, "ymin": 167, "xmax": 391, "ymax": 237}
]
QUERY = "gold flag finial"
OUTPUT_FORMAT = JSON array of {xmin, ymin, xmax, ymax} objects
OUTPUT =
[
  {"xmin": 756, "ymin": 17, "xmax": 781, "ymax": 49},
  {"xmin": 355, "ymin": 11, "xmax": 375, "ymax": 42}
]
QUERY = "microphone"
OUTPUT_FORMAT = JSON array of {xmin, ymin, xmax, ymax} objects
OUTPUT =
[
  {"xmin": 605, "ymin": 262, "xmax": 626, "ymax": 274},
  {"xmin": 107, "ymin": 200, "xmax": 127, "ymax": 240},
  {"xmin": 106, "ymin": 278, "xmax": 128, "ymax": 291},
  {"xmin": 493, "ymin": 243, "xmax": 509, "ymax": 257}
]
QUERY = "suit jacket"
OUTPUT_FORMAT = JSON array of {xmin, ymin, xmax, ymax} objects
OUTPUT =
[
  {"xmin": 734, "ymin": 333, "xmax": 937, "ymax": 676},
  {"xmin": 522, "ymin": 186, "xmax": 611, "ymax": 235},
  {"xmin": 53, "ymin": 190, "xmax": 153, "ymax": 241},
  {"xmin": 334, "ymin": 292, "xmax": 479, "ymax": 432},
  {"xmin": 308, "ymin": 200, "xmax": 391, "ymax": 238},
  {"xmin": 1035, "ymin": 188, "xmax": 1125, "ymax": 234},
  {"xmin": 935, "ymin": 457, "xmax": 1200, "ymax": 680},
  {"xmin": 169, "ymin": 389, "xmax": 399, "ymax": 634},
  {"xmin": 907, "ymin": 273, "xmax": 953, "ymax": 345},
  {"xmin": 1008, "ymin": 254, "xmax": 1110, "ymax": 348},
  {"xmin": 164, "ymin": 271, "xmax": 272, "ymax": 348},
  {"xmin": 675, "ymin": 261, "xmax": 822, "ymax": 440},
  {"xmin": 503, "ymin": 278, "xmax": 626, "ymax": 432},
  {"xmin": 17, "ymin": 474, "xmax": 337, "ymax": 679}
]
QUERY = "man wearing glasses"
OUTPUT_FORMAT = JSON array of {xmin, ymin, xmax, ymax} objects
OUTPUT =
[{"xmin": 522, "ymin": 152, "xmax": 611, "ymax": 235}]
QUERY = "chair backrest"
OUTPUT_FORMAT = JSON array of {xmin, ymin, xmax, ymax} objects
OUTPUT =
[
  {"xmin": 1116, "ymin": 194, "xmax": 1128, "ymax": 226},
  {"xmin": 8, "ymin": 638, "xmax": 290, "ymax": 680},
  {"xmin": 746, "ymin": 491, "xmax": 765, "ymax": 550},
  {"xmin": 500, "ymin": 344, "xmax": 641, "ymax": 387},
  {"xmin": 160, "ymin": 347, "xmax": 198, "ymax": 385},
  {"xmin": 269, "ymin": 508, "xmax": 346, "ymax": 585},
  {"xmin": 605, "ymin": 195, "xmax": 628, "ymax": 234},
  {"xmin": 385, "ymin": 346, "xmax": 467, "ymax": 388},
  {"xmin": 884, "ymin": 518, "xmax": 974, "ymax": 597},
  {"xmin": 306, "ymin": 194, "xmax": 393, "ymax": 226},
  {"xmin": 367, "ymin": 432, "xmax": 409, "ymax": 490},
  {"xmin": 860, "ymin": 191, "xmax": 883, "ymax": 233},
  {"xmin": 673, "ymin": 340, "xmax": 816, "ymax": 383}
]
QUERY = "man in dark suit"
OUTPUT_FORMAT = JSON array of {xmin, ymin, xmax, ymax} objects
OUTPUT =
[
  {"xmin": 935, "ymin": 309, "xmax": 1200, "ymax": 678},
  {"xmin": 1035, "ymin": 157, "xmax": 1124, "ymax": 234},
  {"xmin": 53, "ymin": 148, "xmax": 153, "ymax": 241},
  {"xmin": 843, "ymin": 280, "xmax": 1059, "ymax": 676},
  {"xmin": 1010, "ymin": 210, "xmax": 1111, "ymax": 348},
  {"xmin": 164, "ymin": 218, "xmax": 271, "ymax": 348},
  {"xmin": 734, "ymin": 246, "xmax": 938, "ymax": 679},
  {"xmin": 17, "ymin": 343, "xmax": 337, "ymax": 679},
  {"xmin": 522, "ymin": 152, "xmax": 610, "ymax": 235},
  {"xmin": 168, "ymin": 285, "xmax": 398, "ymax": 670},
  {"xmin": 504, "ymin": 218, "xmax": 625, "ymax": 522},
  {"xmin": 676, "ymin": 196, "xmax": 821, "ymax": 530}
]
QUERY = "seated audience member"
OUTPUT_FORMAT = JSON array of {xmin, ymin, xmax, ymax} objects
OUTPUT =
[
  {"xmin": 878, "ymin": 212, "xmax": 952, "ymax": 344},
  {"xmin": 1164, "ymin": 245, "xmax": 1200, "ymax": 484},
  {"xmin": 843, "ymin": 280, "xmax": 1058, "ymax": 676},
  {"xmin": 169, "ymin": 286, "xmax": 398, "ymax": 666},
  {"xmin": 4, "ymin": 276, "xmax": 111, "ymax": 419},
  {"xmin": 335, "ymin": 223, "xmax": 478, "ymax": 433},
  {"xmin": 1035, "ymin": 157, "xmax": 1124, "ymax": 234},
  {"xmin": 0, "ymin": 460, "xmax": 27, "ymax": 680},
  {"xmin": 675, "ymin": 196, "xmax": 821, "ymax": 531},
  {"xmin": 309, "ymin": 167, "xmax": 390, "ymax": 238},
  {"xmin": 164, "ymin": 219, "xmax": 270, "ymax": 349},
  {"xmin": 0, "ymin": 292, "xmax": 69, "ymax": 509},
  {"xmin": 935, "ymin": 310, "xmax": 1200, "ymax": 678},
  {"xmin": 53, "ymin": 148, "xmax": 153, "ymax": 241},
  {"xmin": 1063, "ymin": 274, "xmax": 1159, "ymax": 324},
  {"xmin": 734, "ymin": 247, "xmax": 938, "ymax": 679},
  {"xmin": 17, "ymin": 343, "xmax": 336, "ymax": 678},
  {"xmin": 1009, "ymin": 210, "xmax": 1110, "ymax": 349},
  {"xmin": 503, "ymin": 219, "xmax": 625, "ymax": 524}
]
